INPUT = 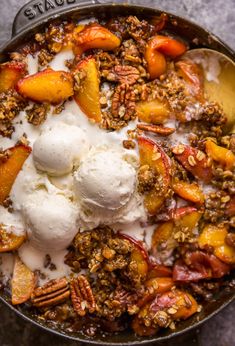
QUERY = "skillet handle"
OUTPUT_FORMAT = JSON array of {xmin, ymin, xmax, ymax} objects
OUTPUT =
[{"xmin": 11, "ymin": 0, "xmax": 127, "ymax": 37}]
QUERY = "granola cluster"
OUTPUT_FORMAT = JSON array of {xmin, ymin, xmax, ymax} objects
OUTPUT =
[{"xmin": 0, "ymin": 91, "xmax": 27, "ymax": 137}]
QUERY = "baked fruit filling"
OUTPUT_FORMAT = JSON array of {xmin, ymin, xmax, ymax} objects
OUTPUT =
[{"xmin": 0, "ymin": 14, "xmax": 234, "ymax": 337}]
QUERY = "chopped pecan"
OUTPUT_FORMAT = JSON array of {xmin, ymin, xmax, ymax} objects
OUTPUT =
[
  {"xmin": 71, "ymin": 275, "xmax": 96, "ymax": 316},
  {"xmin": 31, "ymin": 277, "xmax": 70, "ymax": 308},
  {"xmin": 126, "ymin": 16, "xmax": 154, "ymax": 42},
  {"xmin": 120, "ymin": 39, "xmax": 142, "ymax": 64},
  {"xmin": 106, "ymin": 65, "xmax": 140, "ymax": 85},
  {"xmin": 111, "ymin": 84, "xmax": 136, "ymax": 121},
  {"xmin": 137, "ymin": 123, "xmax": 175, "ymax": 136},
  {"xmin": 97, "ymin": 51, "xmax": 118, "ymax": 71}
]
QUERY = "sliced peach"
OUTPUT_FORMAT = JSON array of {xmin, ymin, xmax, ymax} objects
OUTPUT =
[
  {"xmin": 11, "ymin": 256, "xmax": 35, "ymax": 305},
  {"xmin": 119, "ymin": 233, "xmax": 149, "ymax": 279},
  {"xmin": 131, "ymin": 247, "xmax": 149, "ymax": 279},
  {"xmin": 74, "ymin": 57, "xmax": 102, "ymax": 123},
  {"xmin": 0, "ymin": 226, "xmax": 25, "ymax": 252},
  {"xmin": 198, "ymin": 225, "xmax": 235, "ymax": 264},
  {"xmin": 145, "ymin": 48, "xmax": 166, "ymax": 80},
  {"xmin": 138, "ymin": 136, "xmax": 171, "ymax": 215},
  {"xmin": 138, "ymin": 277, "xmax": 174, "ymax": 308},
  {"xmin": 150, "ymin": 290, "xmax": 198, "ymax": 320},
  {"xmin": 145, "ymin": 277, "xmax": 174, "ymax": 294},
  {"xmin": 145, "ymin": 35, "xmax": 187, "ymax": 79},
  {"xmin": 16, "ymin": 69, "xmax": 74, "ymax": 104},
  {"xmin": 173, "ymin": 250, "xmax": 230, "ymax": 282},
  {"xmin": 131, "ymin": 307, "xmax": 159, "ymax": 337},
  {"xmin": 198, "ymin": 224, "xmax": 227, "ymax": 249},
  {"xmin": 149, "ymin": 289, "xmax": 198, "ymax": 320},
  {"xmin": 173, "ymin": 144, "xmax": 213, "ymax": 183},
  {"xmin": 155, "ymin": 290, "xmax": 198, "ymax": 320},
  {"xmin": 147, "ymin": 264, "xmax": 172, "ymax": 279},
  {"xmin": 136, "ymin": 99, "xmax": 170, "ymax": 124},
  {"xmin": 73, "ymin": 23, "xmax": 121, "ymax": 55},
  {"xmin": 151, "ymin": 207, "xmax": 201, "ymax": 255},
  {"xmin": 173, "ymin": 207, "xmax": 202, "ymax": 230},
  {"xmin": 214, "ymin": 245, "xmax": 235, "ymax": 265},
  {"xmin": 205, "ymin": 139, "xmax": 235, "ymax": 170},
  {"xmin": 172, "ymin": 179, "xmax": 204, "ymax": 204},
  {"xmin": 0, "ymin": 61, "xmax": 26, "ymax": 93},
  {"xmin": 151, "ymin": 221, "xmax": 174, "ymax": 250},
  {"xmin": 173, "ymin": 259, "xmax": 211, "ymax": 282},
  {"xmin": 132, "ymin": 289, "xmax": 198, "ymax": 336},
  {"xmin": 176, "ymin": 60, "xmax": 204, "ymax": 100},
  {"xmin": 0, "ymin": 145, "xmax": 31, "ymax": 204}
]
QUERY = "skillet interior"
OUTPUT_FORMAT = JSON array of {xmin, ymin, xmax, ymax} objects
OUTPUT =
[{"xmin": 0, "ymin": 3, "xmax": 234, "ymax": 344}]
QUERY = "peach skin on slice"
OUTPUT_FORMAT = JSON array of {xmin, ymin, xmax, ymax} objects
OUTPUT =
[
  {"xmin": 73, "ymin": 23, "xmax": 121, "ymax": 55},
  {"xmin": 11, "ymin": 256, "xmax": 35, "ymax": 305},
  {"xmin": 205, "ymin": 139, "xmax": 235, "ymax": 170},
  {"xmin": 172, "ymin": 179, "xmax": 204, "ymax": 204},
  {"xmin": 16, "ymin": 69, "xmax": 74, "ymax": 104},
  {"xmin": 74, "ymin": 57, "xmax": 102, "ymax": 123},
  {"xmin": 138, "ymin": 277, "xmax": 174, "ymax": 307},
  {"xmin": 150, "ymin": 289, "xmax": 198, "ymax": 320},
  {"xmin": 157, "ymin": 290, "xmax": 198, "ymax": 320},
  {"xmin": 132, "ymin": 289, "xmax": 198, "ymax": 336},
  {"xmin": 198, "ymin": 224, "xmax": 235, "ymax": 264},
  {"xmin": 172, "ymin": 206, "xmax": 202, "ymax": 232},
  {"xmin": 145, "ymin": 35, "xmax": 187, "ymax": 79},
  {"xmin": 151, "ymin": 207, "xmax": 201, "ymax": 254},
  {"xmin": 0, "ymin": 61, "xmax": 26, "ymax": 93},
  {"xmin": 147, "ymin": 264, "xmax": 172, "ymax": 279},
  {"xmin": 0, "ymin": 144, "xmax": 31, "ymax": 204},
  {"xmin": 119, "ymin": 233, "xmax": 149, "ymax": 279},
  {"xmin": 172, "ymin": 144, "xmax": 213, "ymax": 183},
  {"xmin": 0, "ymin": 226, "xmax": 25, "ymax": 252},
  {"xmin": 176, "ymin": 60, "xmax": 204, "ymax": 101},
  {"xmin": 138, "ymin": 136, "xmax": 171, "ymax": 215}
]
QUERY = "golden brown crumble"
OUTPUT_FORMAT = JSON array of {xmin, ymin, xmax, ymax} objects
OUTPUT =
[
  {"xmin": 138, "ymin": 165, "xmax": 158, "ymax": 193},
  {"xmin": 26, "ymin": 103, "xmax": 50, "ymax": 126},
  {"xmin": 0, "ymin": 91, "xmax": 27, "ymax": 137}
]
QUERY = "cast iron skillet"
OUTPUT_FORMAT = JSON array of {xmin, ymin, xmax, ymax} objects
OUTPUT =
[{"xmin": 0, "ymin": 1, "xmax": 234, "ymax": 345}]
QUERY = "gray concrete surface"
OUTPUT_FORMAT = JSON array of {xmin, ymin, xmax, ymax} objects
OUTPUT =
[{"xmin": 0, "ymin": 0, "xmax": 234, "ymax": 345}]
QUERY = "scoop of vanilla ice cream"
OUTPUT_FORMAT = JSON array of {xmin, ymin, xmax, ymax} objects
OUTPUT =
[
  {"xmin": 22, "ymin": 190, "xmax": 78, "ymax": 251},
  {"xmin": 74, "ymin": 148, "xmax": 136, "ymax": 211},
  {"xmin": 33, "ymin": 123, "xmax": 89, "ymax": 176}
]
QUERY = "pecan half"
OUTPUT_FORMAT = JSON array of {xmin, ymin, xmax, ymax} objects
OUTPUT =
[
  {"xmin": 71, "ymin": 275, "xmax": 96, "ymax": 316},
  {"xmin": 137, "ymin": 123, "xmax": 175, "ymax": 136},
  {"xmin": 106, "ymin": 65, "xmax": 140, "ymax": 85},
  {"xmin": 31, "ymin": 277, "xmax": 70, "ymax": 308},
  {"xmin": 111, "ymin": 84, "xmax": 136, "ymax": 121}
]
